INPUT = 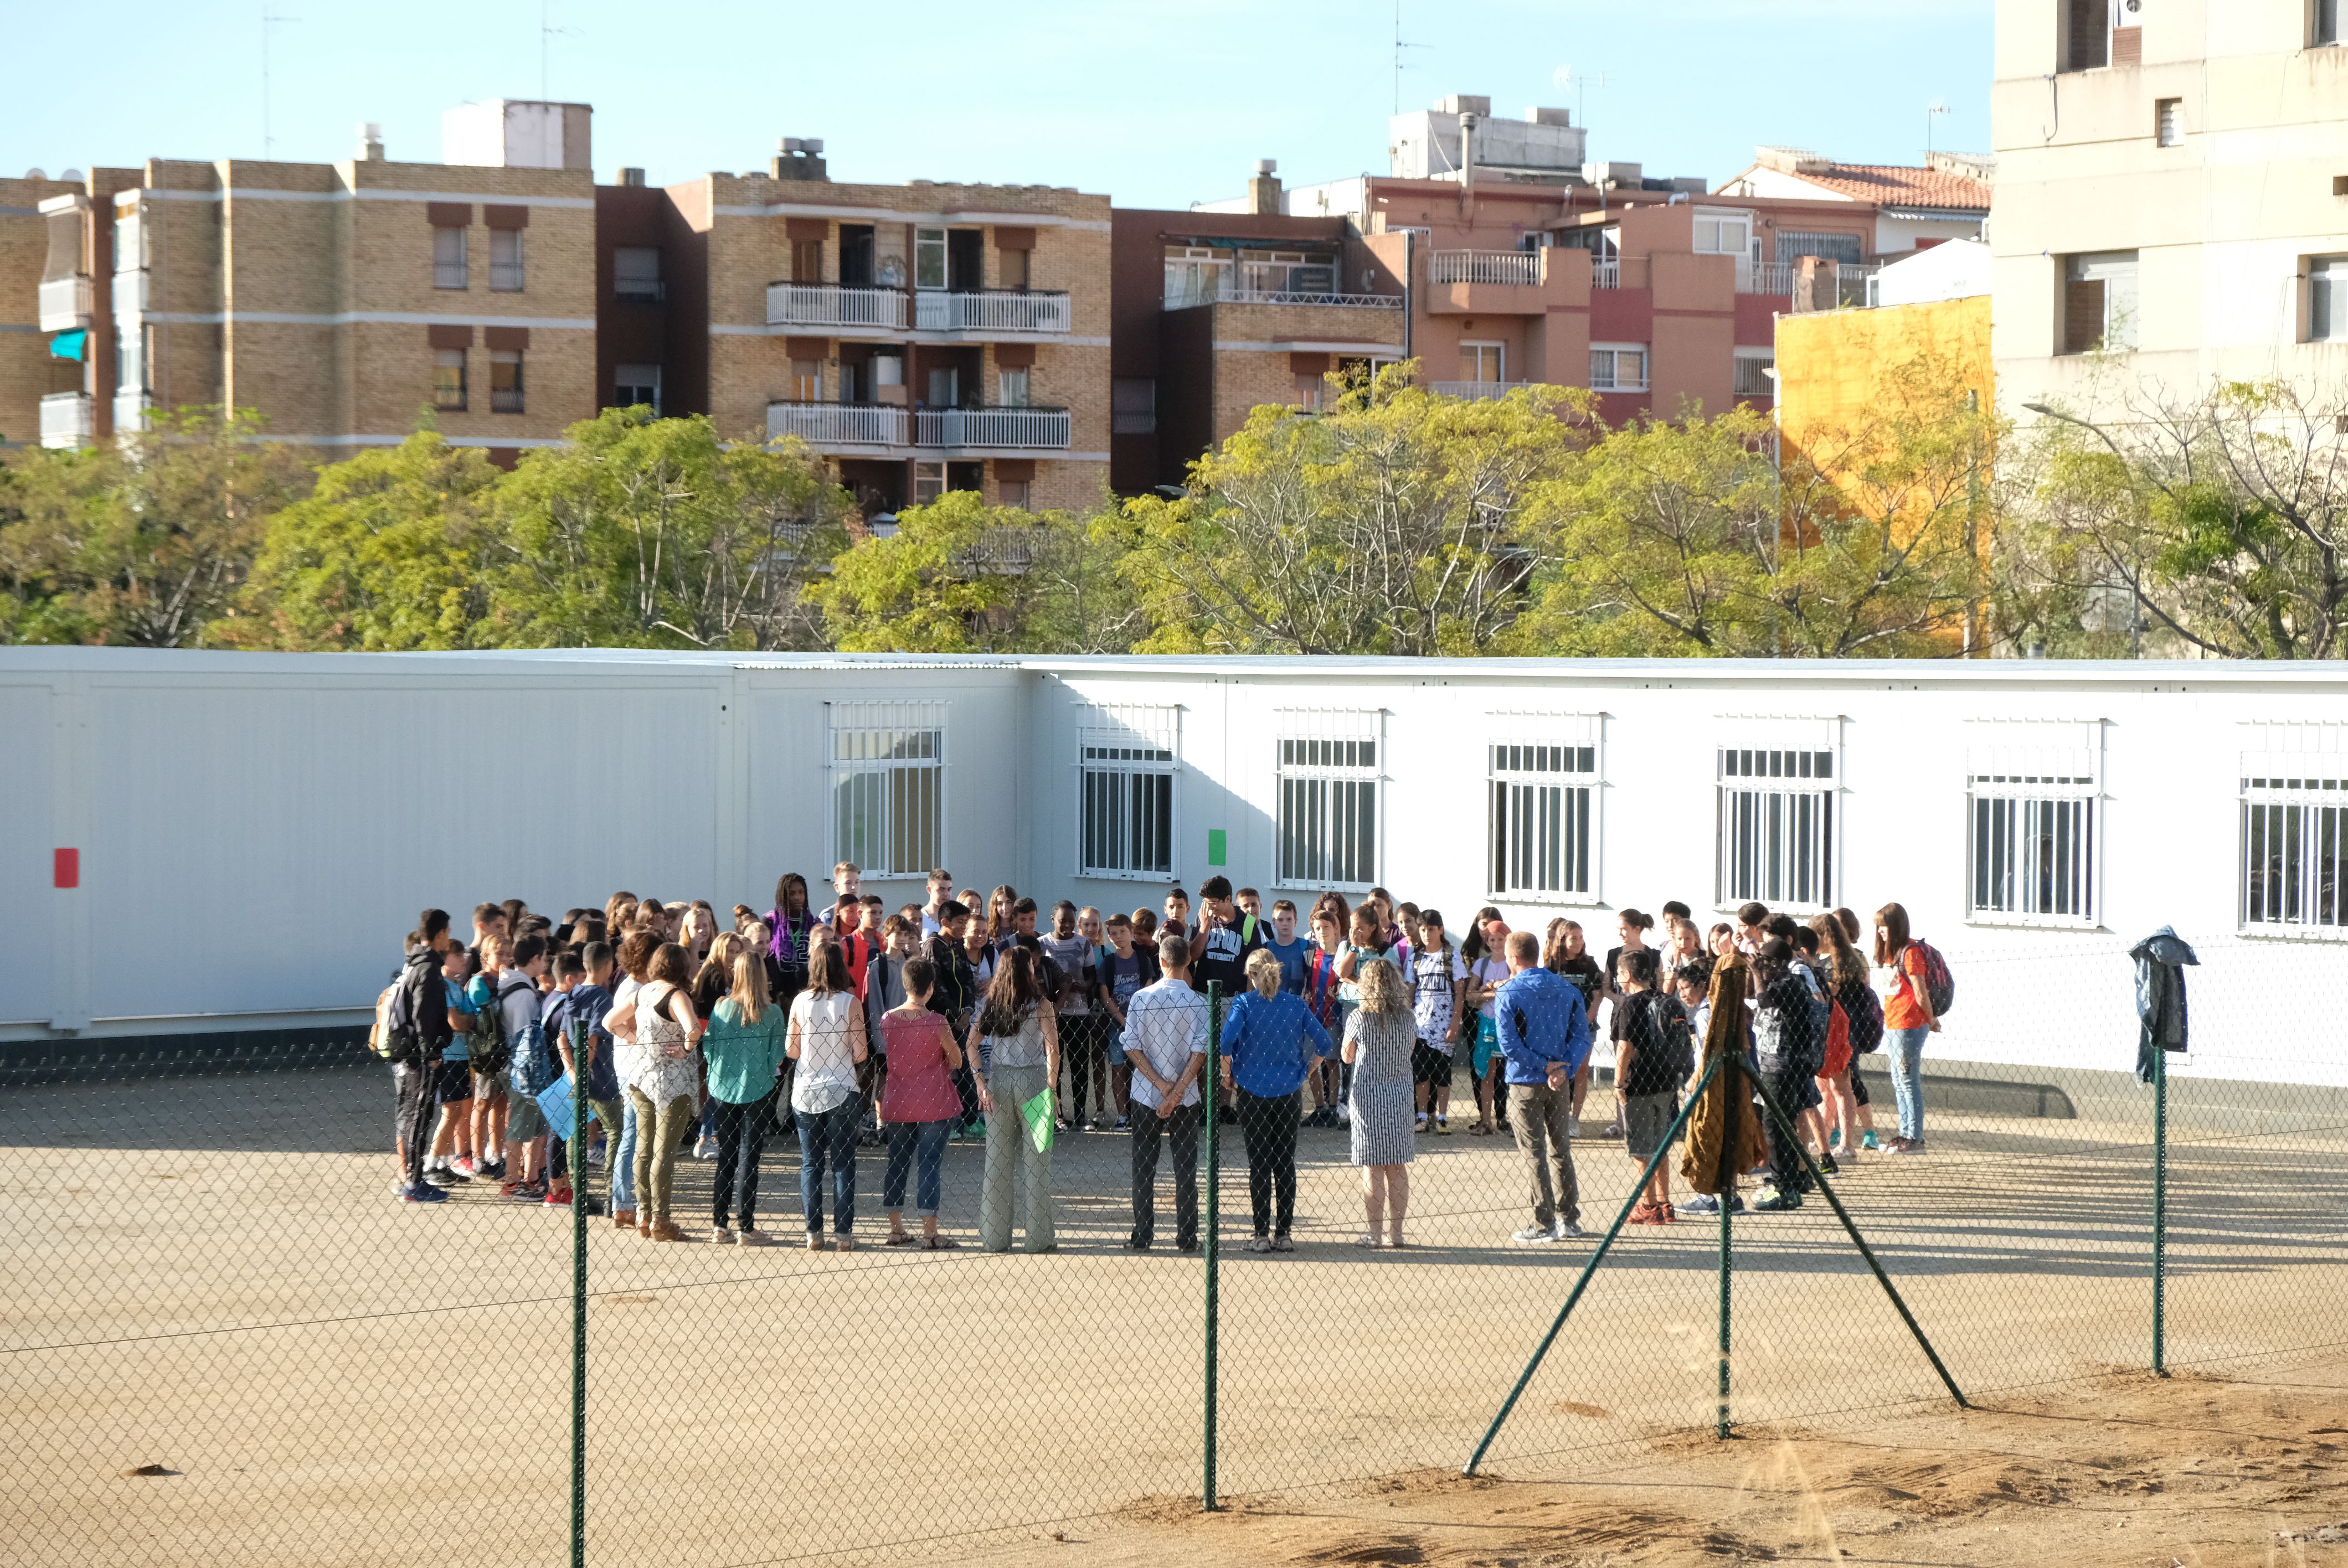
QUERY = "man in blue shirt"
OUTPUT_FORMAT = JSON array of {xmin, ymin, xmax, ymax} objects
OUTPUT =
[{"xmin": 1495, "ymin": 930, "xmax": 1593, "ymax": 1242}]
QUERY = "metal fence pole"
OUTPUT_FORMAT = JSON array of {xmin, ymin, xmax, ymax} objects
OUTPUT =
[
  {"xmin": 1203, "ymin": 980, "xmax": 1222, "ymax": 1511},
  {"xmin": 568, "ymin": 1022, "xmax": 589, "ymax": 1568},
  {"xmin": 2153, "ymin": 1038, "xmax": 2169, "ymax": 1377},
  {"xmin": 1716, "ymin": 1053, "xmax": 1741, "ymax": 1440}
]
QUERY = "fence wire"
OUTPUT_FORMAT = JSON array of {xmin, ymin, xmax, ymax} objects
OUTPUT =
[{"xmin": 6, "ymin": 936, "xmax": 2345, "ymax": 1567}]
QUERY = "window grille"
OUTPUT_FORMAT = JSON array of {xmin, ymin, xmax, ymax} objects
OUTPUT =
[
  {"xmin": 1489, "ymin": 726, "xmax": 1598, "ymax": 900},
  {"xmin": 2241, "ymin": 727, "xmax": 2348, "ymax": 935},
  {"xmin": 1275, "ymin": 710, "xmax": 1382, "ymax": 889},
  {"xmin": 828, "ymin": 702, "xmax": 947, "ymax": 878},
  {"xmin": 1077, "ymin": 704, "xmax": 1178, "ymax": 878},
  {"xmin": 1966, "ymin": 721, "xmax": 2102, "ymax": 926},
  {"xmin": 1715, "ymin": 726, "xmax": 1838, "ymax": 910}
]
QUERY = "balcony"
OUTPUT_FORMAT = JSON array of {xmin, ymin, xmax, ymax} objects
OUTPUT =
[
  {"xmin": 1163, "ymin": 260, "xmax": 1402, "ymax": 311},
  {"xmin": 916, "ymin": 405, "xmax": 1071, "ymax": 450},
  {"xmin": 1593, "ymin": 259, "xmax": 1620, "ymax": 289},
  {"xmin": 768, "ymin": 401, "xmax": 911, "ymax": 447},
  {"xmin": 40, "ymin": 391, "xmax": 94, "ymax": 448},
  {"xmin": 1429, "ymin": 380, "xmax": 1535, "ymax": 400},
  {"xmin": 913, "ymin": 289, "xmax": 1072, "ymax": 334},
  {"xmin": 491, "ymin": 387, "xmax": 526, "ymax": 414},
  {"xmin": 768, "ymin": 282, "xmax": 909, "ymax": 331},
  {"xmin": 40, "ymin": 275, "xmax": 93, "ymax": 333},
  {"xmin": 1737, "ymin": 260, "xmax": 1794, "ymax": 296},
  {"xmin": 1429, "ymin": 251, "xmax": 1542, "ymax": 286},
  {"xmin": 113, "ymin": 389, "xmax": 152, "ymax": 435},
  {"xmin": 490, "ymin": 262, "xmax": 526, "ymax": 293}
]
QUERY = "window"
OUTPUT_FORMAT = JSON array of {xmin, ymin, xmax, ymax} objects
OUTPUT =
[
  {"xmin": 1734, "ymin": 351, "xmax": 1774, "ymax": 398},
  {"xmin": 614, "ymin": 246, "xmax": 662, "ymax": 301},
  {"xmin": 1715, "ymin": 735, "xmax": 1837, "ymax": 911},
  {"xmin": 2063, "ymin": 250, "xmax": 2139, "ymax": 352},
  {"xmin": 792, "ymin": 238, "xmax": 822, "ymax": 285},
  {"xmin": 2242, "ymin": 773, "xmax": 2348, "ymax": 934},
  {"xmin": 790, "ymin": 358, "xmax": 822, "ymax": 403},
  {"xmin": 112, "ymin": 209, "xmax": 145, "ymax": 275},
  {"xmin": 490, "ymin": 349, "xmax": 524, "ymax": 414},
  {"xmin": 1489, "ymin": 733, "xmax": 1597, "ymax": 900},
  {"xmin": 434, "ymin": 348, "xmax": 467, "ymax": 411},
  {"xmin": 1777, "ymin": 231, "xmax": 1865, "ymax": 266},
  {"xmin": 927, "ymin": 367, "xmax": 959, "ymax": 407},
  {"xmin": 432, "ymin": 224, "xmax": 467, "ymax": 290},
  {"xmin": 1275, "ymin": 713, "xmax": 1382, "ymax": 889},
  {"xmin": 913, "ymin": 461, "xmax": 946, "ymax": 506},
  {"xmin": 489, "ymin": 228, "xmax": 524, "ymax": 292},
  {"xmin": 1113, "ymin": 378, "xmax": 1156, "ymax": 434},
  {"xmin": 1692, "ymin": 208, "xmax": 1752, "ymax": 256},
  {"xmin": 2155, "ymin": 98, "xmax": 2184, "ymax": 146},
  {"xmin": 614, "ymin": 363, "xmax": 660, "ymax": 411},
  {"xmin": 2323, "ymin": 0, "xmax": 2344, "ymax": 45},
  {"xmin": 998, "ymin": 478, "xmax": 1032, "ymax": 508},
  {"xmin": 1461, "ymin": 342, "xmax": 1505, "ymax": 384},
  {"xmin": 1589, "ymin": 344, "xmax": 1648, "ymax": 391},
  {"xmin": 1078, "ymin": 705, "xmax": 1178, "ymax": 878},
  {"xmin": 2064, "ymin": 0, "xmax": 2112, "ymax": 69},
  {"xmin": 115, "ymin": 323, "xmax": 147, "ymax": 396},
  {"xmin": 1000, "ymin": 247, "xmax": 1031, "ymax": 290},
  {"xmin": 997, "ymin": 367, "xmax": 1029, "ymax": 408},
  {"xmin": 828, "ymin": 702, "xmax": 945, "ymax": 879},
  {"xmin": 1966, "ymin": 723, "xmax": 2102, "ymax": 926},
  {"xmin": 915, "ymin": 226, "xmax": 948, "ymax": 291},
  {"xmin": 1294, "ymin": 374, "xmax": 1326, "ymax": 411},
  {"xmin": 2311, "ymin": 256, "xmax": 2348, "ymax": 342}
]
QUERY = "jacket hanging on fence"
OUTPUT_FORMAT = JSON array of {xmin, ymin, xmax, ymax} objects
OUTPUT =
[
  {"xmin": 2129, "ymin": 926, "xmax": 2198, "ymax": 1085},
  {"xmin": 1680, "ymin": 954, "xmax": 1767, "ymax": 1194}
]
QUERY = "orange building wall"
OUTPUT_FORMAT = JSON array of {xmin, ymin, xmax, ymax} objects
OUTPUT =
[{"xmin": 1775, "ymin": 294, "xmax": 1992, "ymax": 460}]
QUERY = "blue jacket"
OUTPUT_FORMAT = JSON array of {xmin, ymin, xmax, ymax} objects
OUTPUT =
[
  {"xmin": 557, "ymin": 982, "xmax": 621, "ymax": 1102},
  {"xmin": 1219, "ymin": 989, "xmax": 1332, "ymax": 1098},
  {"xmin": 1494, "ymin": 967, "xmax": 1592, "ymax": 1087}
]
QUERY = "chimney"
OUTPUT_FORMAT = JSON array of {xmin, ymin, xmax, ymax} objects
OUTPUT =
[
  {"xmin": 357, "ymin": 122, "xmax": 385, "ymax": 162},
  {"xmin": 1245, "ymin": 158, "xmax": 1282, "ymax": 215},
  {"xmin": 1459, "ymin": 111, "xmax": 1478, "ymax": 194},
  {"xmin": 772, "ymin": 136, "xmax": 829, "ymax": 182}
]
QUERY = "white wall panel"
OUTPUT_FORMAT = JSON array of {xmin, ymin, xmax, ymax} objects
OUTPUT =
[{"xmin": 0, "ymin": 682, "xmax": 55, "ymax": 1024}]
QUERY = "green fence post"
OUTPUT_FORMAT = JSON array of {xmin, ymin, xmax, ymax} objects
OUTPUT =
[
  {"xmin": 1716, "ymin": 1052, "xmax": 1741, "ymax": 1440},
  {"xmin": 2152, "ymin": 1036, "xmax": 2168, "ymax": 1377},
  {"xmin": 568, "ymin": 1020, "xmax": 588, "ymax": 1568},
  {"xmin": 1203, "ymin": 980, "xmax": 1222, "ymax": 1512}
]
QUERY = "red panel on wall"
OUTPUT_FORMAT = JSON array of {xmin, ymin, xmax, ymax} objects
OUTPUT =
[{"xmin": 54, "ymin": 848, "xmax": 79, "ymax": 889}]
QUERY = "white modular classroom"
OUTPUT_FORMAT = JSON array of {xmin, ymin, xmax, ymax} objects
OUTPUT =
[{"xmin": 3, "ymin": 648, "xmax": 2344, "ymax": 1087}]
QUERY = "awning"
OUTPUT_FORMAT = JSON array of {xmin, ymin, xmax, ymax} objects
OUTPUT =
[{"xmin": 48, "ymin": 329, "xmax": 86, "ymax": 362}]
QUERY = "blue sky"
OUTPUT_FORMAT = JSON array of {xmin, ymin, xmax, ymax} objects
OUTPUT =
[{"xmin": 11, "ymin": 1, "xmax": 1991, "ymax": 207}]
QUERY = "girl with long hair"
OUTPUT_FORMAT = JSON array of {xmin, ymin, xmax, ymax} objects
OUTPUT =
[
  {"xmin": 1872, "ymin": 901, "xmax": 1937, "ymax": 1154},
  {"xmin": 1345, "ymin": 954, "xmax": 1416, "ymax": 1247},
  {"xmin": 1460, "ymin": 907, "xmax": 1511, "ymax": 1135},
  {"xmin": 765, "ymin": 873, "xmax": 817, "ymax": 1007},
  {"xmin": 789, "ymin": 941, "xmax": 869, "ymax": 1249},
  {"xmin": 974, "ymin": 945, "xmax": 1060, "ymax": 1253},
  {"xmin": 703, "ymin": 948, "xmax": 786, "ymax": 1243},
  {"xmin": 618, "ymin": 942, "xmax": 703, "ymax": 1242}
]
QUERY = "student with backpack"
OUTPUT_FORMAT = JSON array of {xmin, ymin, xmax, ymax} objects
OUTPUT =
[
  {"xmin": 496, "ymin": 934, "xmax": 563, "ymax": 1203},
  {"xmin": 1612, "ymin": 950, "xmax": 1693, "ymax": 1223},
  {"xmin": 1748, "ymin": 937, "xmax": 1824, "ymax": 1210},
  {"xmin": 1873, "ymin": 901, "xmax": 1947, "ymax": 1156},
  {"xmin": 385, "ymin": 910, "xmax": 466, "ymax": 1204}
]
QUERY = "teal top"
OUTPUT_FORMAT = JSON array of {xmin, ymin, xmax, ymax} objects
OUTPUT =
[{"xmin": 702, "ymin": 997, "xmax": 789, "ymax": 1104}]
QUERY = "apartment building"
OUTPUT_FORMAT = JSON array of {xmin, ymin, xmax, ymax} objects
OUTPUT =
[
  {"xmin": 3, "ymin": 172, "xmax": 87, "ymax": 449},
  {"xmin": 1991, "ymin": 0, "xmax": 2348, "ymax": 419}
]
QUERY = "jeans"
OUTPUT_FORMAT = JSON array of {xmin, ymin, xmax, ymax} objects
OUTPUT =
[
  {"xmin": 710, "ymin": 1088, "xmax": 779, "ymax": 1229},
  {"xmin": 979, "ymin": 1062, "xmax": 1055, "ymax": 1252},
  {"xmin": 1129, "ymin": 1099, "xmax": 1201, "ymax": 1246},
  {"xmin": 611, "ymin": 1096, "xmax": 638, "ymax": 1211},
  {"xmin": 1884, "ymin": 1027, "xmax": 1929, "ymax": 1143},
  {"xmin": 624, "ymin": 1088, "xmax": 694, "ymax": 1220},
  {"xmin": 393, "ymin": 1060, "xmax": 435, "ymax": 1189},
  {"xmin": 1234, "ymin": 1087, "xmax": 1302, "ymax": 1238},
  {"xmin": 1759, "ymin": 1060, "xmax": 1810, "ymax": 1192},
  {"xmin": 796, "ymin": 1099, "xmax": 860, "ymax": 1235},
  {"xmin": 1506, "ymin": 1081, "xmax": 1579, "ymax": 1229},
  {"xmin": 577, "ymin": 1098, "xmax": 621, "ymax": 1205},
  {"xmin": 882, "ymin": 1118, "xmax": 952, "ymax": 1217}
]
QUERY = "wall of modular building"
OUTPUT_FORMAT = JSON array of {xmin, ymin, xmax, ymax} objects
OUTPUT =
[{"xmin": 6, "ymin": 649, "xmax": 2346, "ymax": 1086}]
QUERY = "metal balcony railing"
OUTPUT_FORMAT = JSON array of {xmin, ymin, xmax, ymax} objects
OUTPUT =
[
  {"xmin": 39, "ymin": 275, "xmax": 92, "ymax": 332},
  {"xmin": 1429, "ymin": 380, "xmax": 1532, "ymax": 400},
  {"xmin": 766, "ymin": 282, "xmax": 910, "ymax": 330},
  {"xmin": 913, "ymin": 290, "xmax": 1073, "ymax": 333},
  {"xmin": 489, "ymin": 262, "xmax": 526, "ymax": 293},
  {"xmin": 434, "ymin": 261, "xmax": 468, "ymax": 290},
  {"xmin": 767, "ymin": 401, "xmax": 911, "ymax": 447},
  {"xmin": 491, "ymin": 387, "xmax": 526, "ymax": 414},
  {"xmin": 1737, "ymin": 260, "xmax": 1794, "ymax": 295},
  {"xmin": 1429, "ymin": 250, "xmax": 1542, "ymax": 286},
  {"xmin": 915, "ymin": 406, "xmax": 1072, "ymax": 450},
  {"xmin": 40, "ymin": 391, "xmax": 94, "ymax": 448}
]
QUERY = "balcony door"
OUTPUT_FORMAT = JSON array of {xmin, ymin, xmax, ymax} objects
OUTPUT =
[
  {"xmin": 1461, "ymin": 342, "xmax": 1505, "ymax": 385},
  {"xmin": 840, "ymin": 225, "xmax": 876, "ymax": 287}
]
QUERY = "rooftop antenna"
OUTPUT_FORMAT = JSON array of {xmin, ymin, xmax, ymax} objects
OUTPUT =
[
  {"xmin": 1392, "ymin": 0, "xmax": 1427, "ymax": 116},
  {"xmin": 1553, "ymin": 64, "xmax": 1609, "ymax": 128},
  {"xmin": 1927, "ymin": 97, "xmax": 1950, "ymax": 158},
  {"xmin": 261, "ymin": 6, "xmax": 300, "ymax": 158},
  {"xmin": 541, "ymin": 0, "xmax": 582, "ymax": 100}
]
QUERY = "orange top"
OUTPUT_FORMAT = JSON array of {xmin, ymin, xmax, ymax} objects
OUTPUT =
[{"xmin": 1883, "ymin": 946, "xmax": 1929, "ymax": 1031}]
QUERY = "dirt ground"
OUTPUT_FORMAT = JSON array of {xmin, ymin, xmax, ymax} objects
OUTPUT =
[
  {"xmin": 1010, "ymin": 1357, "xmax": 2348, "ymax": 1568},
  {"xmin": 5, "ymin": 1062, "xmax": 2345, "ymax": 1567}
]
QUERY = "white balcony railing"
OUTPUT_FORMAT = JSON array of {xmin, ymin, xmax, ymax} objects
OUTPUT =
[
  {"xmin": 1592, "ymin": 259, "xmax": 1620, "ymax": 289},
  {"xmin": 766, "ymin": 282, "xmax": 910, "ymax": 330},
  {"xmin": 40, "ymin": 391, "xmax": 94, "ymax": 448},
  {"xmin": 1162, "ymin": 279, "xmax": 1403, "ymax": 311},
  {"xmin": 39, "ymin": 275, "xmax": 93, "ymax": 332},
  {"xmin": 1429, "ymin": 380, "xmax": 1533, "ymax": 400},
  {"xmin": 913, "ymin": 290, "xmax": 1073, "ymax": 334},
  {"xmin": 916, "ymin": 406, "xmax": 1072, "ymax": 450},
  {"xmin": 1838, "ymin": 261, "xmax": 1882, "ymax": 307},
  {"xmin": 768, "ymin": 401, "xmax": 911, "ymax": 447},
  {"xmin": 1737, "ymin": 259, "xmax": 1794, "ymax": 295},
  {"xmin": 113, "ymin": 389, "xmax": 151, "ymax": 435},
  {"xmin": 1429, "ymin": 250, "xmax": 1542, "ymax": 286}
]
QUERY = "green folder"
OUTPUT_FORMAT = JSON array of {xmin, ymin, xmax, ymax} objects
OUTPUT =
[{"xmin": 1020, "ymin": 1087, "xmax": 1055, "ymax": 1153}]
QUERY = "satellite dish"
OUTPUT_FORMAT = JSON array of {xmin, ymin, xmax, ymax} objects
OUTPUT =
[
  {"xmin": 59, "ymin": 167, "xmax": 84, "ymax": 182},
  {"xmin": 23, "ymin": 167, "xmax": 45, "ymax": 180}
]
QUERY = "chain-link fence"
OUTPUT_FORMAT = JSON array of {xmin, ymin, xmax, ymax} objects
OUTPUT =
[{"xmin": 7, "ymin": 937, "xmax": 2345, "ymax": 1566}]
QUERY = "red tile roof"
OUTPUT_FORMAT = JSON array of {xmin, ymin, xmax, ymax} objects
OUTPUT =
[{"xmin": 1786, "ymin": 162, "xmax": 1991, "ymax": 213}]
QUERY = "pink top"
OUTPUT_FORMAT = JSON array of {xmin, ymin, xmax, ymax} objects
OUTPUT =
[{"xmin": 880, "ymin": 1010, "xmax": 961, "ymax": 1123}]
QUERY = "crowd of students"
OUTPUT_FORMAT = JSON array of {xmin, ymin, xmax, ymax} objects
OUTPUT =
[{"xmin": 374, "ymin": 864, "xmax": 1946, "ymax": 1252}]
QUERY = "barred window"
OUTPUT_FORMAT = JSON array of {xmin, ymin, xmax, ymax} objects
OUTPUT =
[
  {"xmin": 1716, "ymin": 744, "xmax": 1835, "ymax": 910},
  {"xmin": 1276, "ymin": 714, "xmax": 1381, "ymax": 889},
  {"xmin": 828, "ymin": 702, "xmax": 945, "ymax": 879},
  {"xmin": 1490, "ymin": 738, "xmax": 1597, "ymax": 900},
  {"xmin": 1967, "ymin": 722, "xmax": 2101, "ymax": 926},
  {"xmin": 2241, "ymin": 772, "xmax": 2348, "ymax": 933},
  {"xmin": 1079, "ymin": 705, "xmax": 1177, "ymax": 879}
]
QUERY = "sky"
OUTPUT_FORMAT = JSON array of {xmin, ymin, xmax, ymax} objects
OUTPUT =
[{"xmin": 9, "ymin": 1, "xmax": 1992, "ymax": 208}]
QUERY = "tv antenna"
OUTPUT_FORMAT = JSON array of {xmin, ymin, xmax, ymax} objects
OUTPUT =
[
  {"xmin": 1553, "ymin": 64, "xmax": 1609, "ymax": 128},
  {"xmin": 1927, "ymin": 97, "xmax": 1950, "ymax": 158},
  {"xmin": 1392, "ymin": 0, "xmax": 1428, "ymax": 116},
  {"xmin": 261, "ymin": 6, "xmax": 300, "ymax": 158},
  {"xmin": 542, "ymin": 0, "xmax": 583, "ymax": 100}
]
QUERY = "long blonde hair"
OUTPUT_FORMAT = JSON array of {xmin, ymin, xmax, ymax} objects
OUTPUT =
[
  {"xmin": 729, "ymin": 947, "xmax": 770, "ymax": 1024},
  {"xmin": 1358, "ymin": 954, "xmax": 1407, "ymax": 1015}
]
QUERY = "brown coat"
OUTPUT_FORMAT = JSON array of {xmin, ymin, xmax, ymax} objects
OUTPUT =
[{"xmin": 1679, "ymin": 954, "xmax": 1768, "ymax": 1194}]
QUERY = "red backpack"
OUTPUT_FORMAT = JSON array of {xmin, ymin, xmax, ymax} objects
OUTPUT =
[{"xmin": 1907, "ymin": 940, "xmax": 1955, "ymax": 1017}]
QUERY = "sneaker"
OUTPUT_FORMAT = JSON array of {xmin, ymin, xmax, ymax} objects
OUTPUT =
[
  {"xmin": 423, "ymin": 1167, "xmax": 459, "ymax": 1188},
  {"xmin": 1435, "ymin": 1116, "xmax": 1453, "ymax": 1136},
  {"xmin": 1113, "ymin": 1116, "xmax": 1131, "ymax": 1131},
  {"xmin": 1270, "ymin": 1235, "xmax": 1295, "ymax": 1252},
  {"xmin": 1884, "ymin": 1138, "xmax": 1924, "ymax": 1156},
  {"xmin": 477, "ymin": 1159, "xmax": 507, "ymax": 1179},
  {"xmin": 712, "ymin": 1225, "xmax": 734, "ymax": 1245},
  {"xmin": 1827, "ymin": 1129, "xmax": 1843, "ymax": 1151},
  {"xmin": 1125, "ymin": 1236, "xmax": 1152, "ymax": 1251},
  {"xmin": 1415, "ymin": 1114, "xmax": 1430, "ymax": 1133},
  {"xmin": 1245, "ymin": 1236, "xmax": 1274, "ymax": 1253},
  {"xmin": 401, "ymin": 1183, "xmax": 449, "ymax": 1204},
  {"xmin": 1176, "ymin": 1237, "xmax": 1199, "ymax": 1253},
  {"xmin": 1752, "ymin": 1188, "xmax": 1801, "ymax": 1211},
  {"xmin": 542, "ymin": 1185, "xmax": 573, "ymax": 1207},
  {"xmin": 1553, "ymin": 1220, "xmax": 1585, "ymax": 1240},
  {"xmin": 1817, "ymin": 1152, "xmax": 1840, "ymax": 1176},
  {"xmin": 450, "ymin": 1156, "xmax": 478, "ymax": 1179},
  {"xmin": 1680, "ymin": 1194, "xmax": 1721, "ymax": 1215},
  {"xmin": 737, "ymin": 1227, "xmax": 769, "ymax": 1246},
  {"xmin": 1511, "ymin": 1225, "xmax": 1555, "ymax": 1244},
  {"xmin": 694, "ymin": 1136, "xmax": 717, "ymax": 1161},
  {"xmin": 1860, "ymin": 1131, "xmax": 1880, "ymax": 1152},
  {"xmin": 1567, "ymin": 1116, "xmax": 1582, "ymax": 1138},
  {"xmin": 1627, "ymin": 1199, "xmax": 1662, "ymax": 1225}
]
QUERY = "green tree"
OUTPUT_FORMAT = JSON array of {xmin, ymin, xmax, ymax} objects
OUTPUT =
[{"xmin": 3, "ymin": 407, "xmax": 312, "ymax": 647}]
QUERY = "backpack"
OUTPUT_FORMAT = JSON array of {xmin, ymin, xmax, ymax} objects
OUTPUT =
[
  {"xmin": 499, "ymin": 972, "xmax": 550, "ymax": 1093},
  {"xmin": 1907, "ymin": 940, "xmax": 1956, "ymax": 1018},
  {"xmin": 1842, "ymin": 978, "xmax": 1884, "ymax": 1056},
  {"xmin": 1662, "ymin": 997, "xmax": 1697, "ymax": 1085},
  {"xmin": 369, "ymin": 983, "xmax": 402, "ymax": 1061},
  {"xmin": 468, "ymin": 977, "xmax": 511, "ymax": 1075}
]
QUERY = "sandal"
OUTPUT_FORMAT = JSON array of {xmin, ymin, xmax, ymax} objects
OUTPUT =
[
  {"xmin": 922, "ymin": 1235, "xmax": 960, "ymax": 1250},
  {"xmin": 883, "ymin": 1232, "xmax": 918, "ymax": 1246},
  {"xmin": 1355, "ymin": 1232, "xmax": 1383, "ymax": 1249}
]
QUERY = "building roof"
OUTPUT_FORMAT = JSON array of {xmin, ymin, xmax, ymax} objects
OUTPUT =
[{"xmin": 1774, "ymin": 161, "xmax": 1991, "ymax": 214}]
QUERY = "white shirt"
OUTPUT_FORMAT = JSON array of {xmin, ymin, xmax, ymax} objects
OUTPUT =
[
  {"xmin": 790, "ymin": 989, "xmax": 862, "ymax": 1115},
  {"xmin": 609, "ymin": 975, "xmax": 643, "ymax": 1083},
  {"xmin": 1122, "ymin": 977, "xmax": 1208, "ymax": 1111}
]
